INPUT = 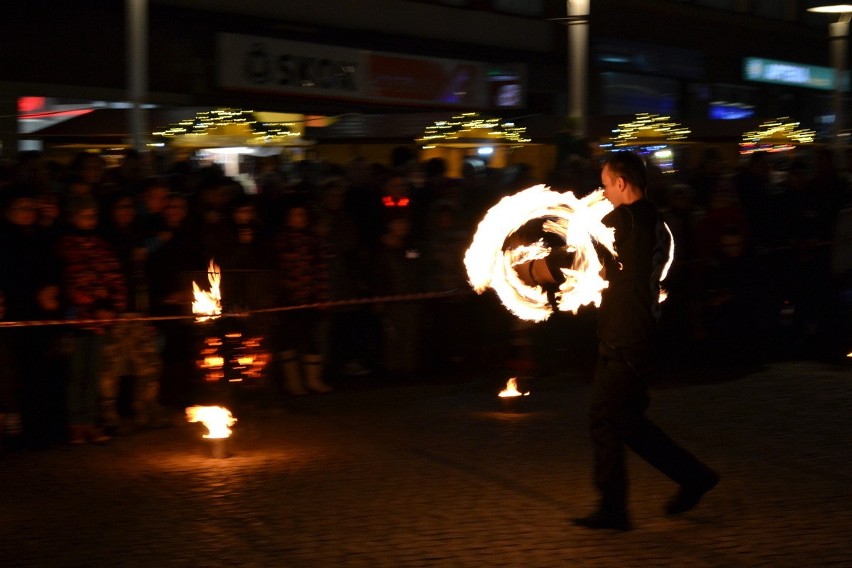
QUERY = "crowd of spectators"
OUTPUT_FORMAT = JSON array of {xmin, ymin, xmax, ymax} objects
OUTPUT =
[{"xmin": 0, "ymin": 143, "xmax": 850, "ymax": 450}]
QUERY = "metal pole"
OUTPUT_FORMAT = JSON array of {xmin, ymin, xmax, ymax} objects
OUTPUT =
[
  {"xmin": 830, "ymin": 16, "xmax": 850, "ymax": 164},
  {"xmin": 126, "ymin": 0, "xmax": 148, "ymax": 151},
  {"xmin": 567, "ymin": 0, "xmax": 590, "ymax": 138}
]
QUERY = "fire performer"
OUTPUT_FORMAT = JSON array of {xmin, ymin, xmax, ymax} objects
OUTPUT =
[{"xmin": 517, "ymin": 151, "xmax": 718, "ymax": 531}]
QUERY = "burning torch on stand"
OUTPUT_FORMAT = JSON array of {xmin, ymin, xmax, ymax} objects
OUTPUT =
[
  {"xmin": 186, "ymin": 260, "xmax": 237, "ymax": 458},
  {"xmin": 186, "ymin": 405, "xmax": 236, "ymax": 458},
  {"xmin": 498, "ymin": 377, "xmax": 530, "ymax": 412}
]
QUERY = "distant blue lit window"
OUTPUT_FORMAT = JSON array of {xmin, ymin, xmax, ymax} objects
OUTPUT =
[{"xmin": 709, "ymin": 103, "xmax": 756, "ymax": 120}]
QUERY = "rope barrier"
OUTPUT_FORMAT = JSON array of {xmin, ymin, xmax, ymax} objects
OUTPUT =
[
  {"xmin": 0, "ymin": 289, "xmax": 471, "ymax": 329},
  {"xmin": 0, "ymin": 238, "xmax": 845, "ymax": 330}
]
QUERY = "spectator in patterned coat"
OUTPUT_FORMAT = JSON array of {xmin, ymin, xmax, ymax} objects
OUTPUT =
[
  {"xmin": 98, "ymin": 191, "xmax": 165, "ymax": 433},
  {"xmin": 272, "ymin": 200, "xmax": 333, "ymax": 395},
  {"xmin": 56, "ymin": 195, "xmax": 127, "ymax": 444}
]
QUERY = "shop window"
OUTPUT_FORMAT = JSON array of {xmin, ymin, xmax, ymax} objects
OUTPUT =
[{"xmin": 600, "ymin": 72, "xmax": 679, "ymax": 116}]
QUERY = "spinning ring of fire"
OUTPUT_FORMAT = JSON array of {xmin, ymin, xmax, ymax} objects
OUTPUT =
[{"xmin": 464, "ymin": 185, "xmax": 617, "ymax": 322}]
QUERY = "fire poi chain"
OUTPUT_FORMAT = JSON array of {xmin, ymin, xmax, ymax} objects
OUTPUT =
[
  {"xmin": 465, "ymin": 185, "xmax": 615, "ymax": 322},
  {"xmin": 464, "ymin": 184, "xmax": 674, "ymax": 322}
]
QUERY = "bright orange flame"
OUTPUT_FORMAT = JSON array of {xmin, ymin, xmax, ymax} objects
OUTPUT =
[
  {"xmin": 192, "ymin": 260, "xmax": 222, "ymax": 321},
  {"xmin": 498, "ymin": 377, "xmax": 529, "ymax": 398},
  {"xmin": 186, "ymin": 405, "xmax": 236, "ymax": 439},
  {"xmin": 203, "ymin": 356, "xmax": 225, "ymax": 368},
  {"xmin": 465, "ymin": 185, "xmax": 675, "ymax": 320},
  {"xmin": 466, "ymin": 186, "xmax": 616, "ymax": 322}
]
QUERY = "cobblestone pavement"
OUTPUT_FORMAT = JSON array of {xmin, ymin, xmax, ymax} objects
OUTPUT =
[{"xmin": 1, "ymin": 359, "xmax": 850, "ymax": 567}]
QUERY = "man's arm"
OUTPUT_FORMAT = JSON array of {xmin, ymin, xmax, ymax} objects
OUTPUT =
[{"xmin": 514, "ymin": 248, "xmax": 573, "ymax": 288}]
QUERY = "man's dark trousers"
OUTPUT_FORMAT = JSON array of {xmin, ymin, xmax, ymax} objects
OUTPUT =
[{"xmin": 589, "ymin": 349, "xmax": 716, "ymax": 515}]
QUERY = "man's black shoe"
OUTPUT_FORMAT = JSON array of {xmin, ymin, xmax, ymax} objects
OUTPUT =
[
  {"xmin": 572, "ymin": 510, "xmax": 632, "ymax": 532},
  {"xmin": 665, "ymin": 472, "xmax": 720, "ymax": 516}
]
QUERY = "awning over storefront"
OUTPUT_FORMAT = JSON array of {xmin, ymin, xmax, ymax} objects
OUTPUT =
[
  {"xmin": 153, "ymin": 109, "xmax": 314, "ymax": 149},
  {"xmin": 22, "ymin": 107, "xmax": 204, "ymax": 147}
]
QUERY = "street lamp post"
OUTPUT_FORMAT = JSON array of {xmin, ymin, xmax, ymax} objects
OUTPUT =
[
  {"xmin": 550, "ymin": 1, "xmax": 590, "ymax": 138},
  {"xmin": 126, "ymin": 0, "xmax": 149, "ymax": 152},
  {"xmin": 808, "ymin": 4, "xmax": 852, "ymax": 162}
]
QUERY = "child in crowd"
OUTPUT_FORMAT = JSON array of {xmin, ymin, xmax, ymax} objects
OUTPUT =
[{"xmin": 56, "ymin": 196, "xmax": 127, "ymax": 444}]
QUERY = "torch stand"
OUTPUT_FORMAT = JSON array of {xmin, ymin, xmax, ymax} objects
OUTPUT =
[
  {"xmin": 499, "ymin": 395, "xmax": 527, "ymax": 413},
  {"xmin": 209, "ymin": 437, "xmax": 228, "ymax": 459},
  {"xmin": 195, "ymin": 318, "xmax": 236, "ymax": 408}
]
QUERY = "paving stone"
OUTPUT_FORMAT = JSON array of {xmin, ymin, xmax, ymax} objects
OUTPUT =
[{"xmin": 0, "ymin": 360, "xmax": 850, "ymax": 567}]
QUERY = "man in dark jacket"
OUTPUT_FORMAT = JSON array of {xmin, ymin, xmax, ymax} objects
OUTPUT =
[
  {"xmin": 580, "ymin": 151, "xmax": 719, "ymax": 530},
  {"xmin": 519, "ymin": 151, "xmax": 718, "ymax": 531}
]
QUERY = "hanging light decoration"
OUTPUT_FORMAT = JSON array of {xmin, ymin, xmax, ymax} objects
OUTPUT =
[
  {"xmin": 417, "ymin": 112, "xmax": 531, "ymax": 149},
  {"xmin": 600, "ymin": 113, "xmax": 691, "ymax": 174},
  {"xmin": 740, "ymin": 117, "xmax": 816, "ymax": 154},
  {"xmin": 152, "ymin": 108, "xmax": 300, "ymax": 145},
  {"xmin": 606, "ymin": 113, "xmax": 691, "ymax": 147}
]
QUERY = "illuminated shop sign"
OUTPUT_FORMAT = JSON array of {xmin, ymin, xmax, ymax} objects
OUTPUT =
[
  {"xmin": 743, "ymin": 57, "xmax": 846, "ymax": 91},
  {"xmin": 217, "ymin": 33, "xmax": 525, "ymax": 109},
  {"xmin": 709, "ymin": 101, "xmax": 755, "ymax": 120}
]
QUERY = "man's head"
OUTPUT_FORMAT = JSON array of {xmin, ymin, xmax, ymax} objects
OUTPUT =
[{"xmin": 600, "ymin": 151, "xmax": 647, "ymax": 207}]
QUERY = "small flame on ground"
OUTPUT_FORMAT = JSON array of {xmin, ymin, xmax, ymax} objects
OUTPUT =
[
  {"xmin": 498, "ymin": 377, "xmax": 530, "ymax": 398},
  {"xmin": 192, "ymin": 259, "xmax": 222, "ymax": 321},
  {"xmin": 186, "ymin": 405, "xmax": 236, "ymax": 439}
]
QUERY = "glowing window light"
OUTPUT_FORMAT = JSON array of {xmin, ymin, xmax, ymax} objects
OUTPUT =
[
  {"xmin": 417, "ymin": 112, "xmax": 531, "ymax": 147},
  {"xmin": 152, "ymin": 108, "xmax": 299, "ymax": 145},
  {"xmin": 608, "ymin": 113, "xmax": 691, "ymax": 147},
  {"xmin": 739, "ymin": 117, "xmax": 816, "ymax": 154}
]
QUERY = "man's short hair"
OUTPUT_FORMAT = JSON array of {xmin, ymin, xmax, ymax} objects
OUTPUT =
[{"xmin": 602, "ymin": 151, "xmax": 647, "ymax": 191}]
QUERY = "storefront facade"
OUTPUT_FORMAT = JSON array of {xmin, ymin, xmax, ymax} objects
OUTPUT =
[{"xmin": 0, "ymin": 1, "xmax": 844, "ymax": 173}]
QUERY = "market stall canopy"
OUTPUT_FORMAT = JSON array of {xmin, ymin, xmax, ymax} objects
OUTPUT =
[
  {"xmin": 303, "ymin": 112, "xmax": 559, "ymax": 143},
  {"xmin": 603, "ymin": 113, "xmax": 691, "ymax": 148},
  {"xmin": 416, "ymin": 112, "xmax": 534, "ymax": 148},
  {"xmin": 739, "ymin": 117, "xmax": 816, "ymax": 154},
  {"xmin": 152, "ymin": 108, "xmax": 315, "ymax": 149}
]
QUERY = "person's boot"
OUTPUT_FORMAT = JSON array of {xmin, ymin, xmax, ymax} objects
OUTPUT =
[
  {"xmin": 303, "ymin": 354, "xmax": 333, "ymax": 393},
  {"xmin": 665, "ymin": 470, "xmax": 720, "ymax": 516},
  {"xmin": 99, "ymin": 368, "xmax": 122, "ymax": 434},
  {"xmin": 86, "ymin": 424, "xmax": 110, "ymax": 444},
  {"xmin": 279, "ymin": 350, "xmax": 307, "ymax": 395},
  {"xmin": 100, "ymin": 397, "xmax": 122, "ymax": 435},
  {"xmin": 134, "ymin": 378, "xmax": 169, "ymax": 429},
  {"xmin": 68, "ymin": 424, "xmax": 87, "ymax": 445}
]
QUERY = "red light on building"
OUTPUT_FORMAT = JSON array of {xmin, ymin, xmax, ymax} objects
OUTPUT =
[{"xmin": 18, "ymin": 97, "xmax": 46, "ymax": 113}]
